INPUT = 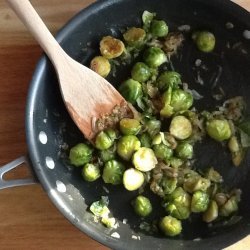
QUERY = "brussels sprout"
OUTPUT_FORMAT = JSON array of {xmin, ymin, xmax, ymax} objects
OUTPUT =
[
  {"xmin": 157, "ymin": 71, "xmax": 181, "ymax": 90},
  {"xmin": 69, "ymin": 143, "xmax": 93, "ymax": 167},
  {"xmin": 165, "ymin": 203, "xmax": 191, "ymax": 220},
  {"xmin": 117, "ymin": 135, "xmax": 141, "ymax": 161},
  {"xmin": 192, "ymin": 31, "xmax": 216, "ymax": 52},
  {"xmin": 170, "ymin": 89, "xmax": 193, "ymax": 112},
  {"xmin": 102, "ymin": 160, "xmax": 125, "ymax": 185},
  {"xmin": 144, "ymin": 119, "xmax": 162, "ymax": 137},
  {"xmin": 132, "ymin": 147, "xmax": 158, "ymax": 172},
  {"xmin": 219, "ymin": 195, "xmax": 239, "ymax": 217},
  {"xmin": 160, "ymin": 177, "xmax": 177, "ymax": 195},
  {"xmin": 206, "ymin": 119, "xmax": 232, "ymax": 142},
  {"xmin": 191, "ymin": 191, "xmax": 210, "ymax": 213},
  {"xmin": 170, "ymin": 157, "xmax": 184, "ymax": 168},
  {"xmin": 183, "ymin": 176, "xmax": 211, "ymax": 193},
  {"xmin": 123, "ymin": 27, "xmax": 146, "ymax": 47},
  {"xmin": 123, "ymin": 168, "xmax": 145, "ymax": 191},
  {"xmin": 153, "ymin": 143, "xmax": 173, "ymax": 161},
  {"xmin": 138, "ymin": 132, "xmax": 152, "ymax": 147},
  {"xmin": 90, "ymin": 56, "xmax": 111, "ymax": 77},
  {"xmin": 99, "ymin": 146, "xmax": 116, "ymax": 163},
  {"xmin": 95, "ymin": 129, "xmax": 116, "ymax": 150},
  {"xmin": 131, "ymin": 62, "xmax": 151, "ymax": 82},
  {"xmin": 119, "ymin": 118, "xmax": 141, "ymax": 135},
  {"xmin": 82, "ymin": 163, "xmax": 100, "ymax": 182},
  {"xmin": 169, "ymin": 116, "xmax": 192, "ymax": 140},
  {"xmin": 175, "ymin": 142, "xmax": 193, "ymax": 160},
  {"xmin": 159, "ymin": 216, "xmax": 182, "ymax": 237},
  {"xmin": 202, "ymin": 200, "xmax": 218, "ymax": 223},
  {"xmin": 100, "ymin": 36, "xmax": 125, "ymax": 59},
  {"xmin": 167, "ymin": 187, "xmax": 190, "ymax": 202},
  {"xmin": 119, "ymin": 79, "xmax": 143, "ymax": 104},
  {"xmin": 143, "ymin": 47, "xmax": 167, "ymax": 68},
  {"xmin": 164, "ymin": 187, "xmax": 191, "ymax": 220},
  {"xmin": 150, "ymin": 20, "xmax": 169, "ymax": 37},
  {"xmin": 132, "ymin": 195, "xmax": 152, "ymax": 217}
]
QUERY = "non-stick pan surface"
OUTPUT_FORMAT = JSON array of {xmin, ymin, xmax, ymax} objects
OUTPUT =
[{"xmin": 26, "ymin": 0, "xmax": 250, "ymax": 249}]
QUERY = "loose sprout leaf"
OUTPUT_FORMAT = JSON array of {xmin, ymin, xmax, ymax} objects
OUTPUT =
[
  {"xmin": 90, "ymin": 196, "xmax": 110, "ymax": 218},
  {"xmin": 142, "ymin": 11, "xmax": 156, "ymax": 31},
  {"xmin": 239, "ymin": 129, "xmax": 250, "ymax": 148}
]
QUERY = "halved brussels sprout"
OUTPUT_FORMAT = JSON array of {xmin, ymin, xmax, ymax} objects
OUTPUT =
[
  {"xmin": 192, "ymin": 31, "xmax": 216, "ymax": 53},
  {"xmin": 191, "ymin": 191, "xmax": 210, "ymax": 213},
  {"xmin": 119, "ymin": 118, "xmax": 141, "ymax": 135},
  {"xmin": 100, "ymin": 36, "xmax": 125, "ymax": 59},
  {"xmin": 160, "ymin": 86, "xmax": 174, "ymax": 118},
  {"xmin": 169, "ymin": 116, "xmax": 192, "ymax": 140},
  {"xmin": 133, "ymin": 147, "xmax": 158, "ymax": 172},
  {"xmin": 95, "ymin": 129, "xmax": 117, "ymax": 150},
  {"xmin": 183, "ymin": 176, "xmax": 211, "ymax": 193},
  {"xmin": 157, "ymin": 71, "xmax": 181, "ymax": 90},
  {"xmin": 117, "ymin": 135, "xmax": 141, "ymax": 161},
  {"xmin": 175, "ymin": 142, "xmax": 193, "ymax": 160},
  {"xmin": 119, "ymin": 79, "xmax": 143, "ymax": 104},
  {"xmin": 159, "ymin": 216, "xmax": 182, "ymax": 237},
  {"xmin": 132, "ymin": 195, "xmax": 152, "ymax": 217},
  {"xmin": 219, "ymin": 195, "xmax": 239, "ymax": 217},
  {"xmin": 143, "ymin": 47, "xmax": 167, "ymax": 68},
  {"xmin": 170, "ymin": 89, "xmax": 193, "ymax": 112},
  {"xmin": 131, "ymin": 62, "xmax": 151, "ymax": 82},
  {"xmin": 102, "ymin": 160, "xmax": 125, "ymax": 185},
  {"xmin": 90, "ymin": 56, "xmax": 111, "ymax": 77},
  {"xmin": 82, "ymin": 163, "xmax": 100, "ymax": 182},
  {"xmin": 123, "ymin": 27, "xmax": 146, "ymax": 47},
  {"xmin": 206, "ymin": 119, "xmax": 232, "ymax": 142},
  {"xmin": 150, "ymin": 20, "xmax": 168, "ymax": 37},
  {"xmin": 202, "ymin": 200, "xmax": 218, "ymax": 223},
  {"xmin": 69, "ymin": 143, "xmax": 93, "ymax": 167},
  {"xmin": 123, "ymin": 168, "xmax": 145, "ymax": 191}
]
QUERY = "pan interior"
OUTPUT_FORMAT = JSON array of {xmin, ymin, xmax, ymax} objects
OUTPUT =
[{"xmin": 26, "ymin": 0, "xmax": 250, "ymax": 249}]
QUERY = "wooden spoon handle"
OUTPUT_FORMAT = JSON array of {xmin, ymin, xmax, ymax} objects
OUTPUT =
[{"xmin": 6, "ymin": 0, "xmax": 66, "ymax": 67}]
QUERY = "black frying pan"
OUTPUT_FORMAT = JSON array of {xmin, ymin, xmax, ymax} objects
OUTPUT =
[{"xmin": 2, "ymin": 0, "xmax": 250, "ymax": 249}]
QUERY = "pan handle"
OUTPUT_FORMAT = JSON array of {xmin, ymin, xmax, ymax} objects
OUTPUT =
[{"xmin": 0, "ymin": 156, "xmax": 38, "ymax": 189}]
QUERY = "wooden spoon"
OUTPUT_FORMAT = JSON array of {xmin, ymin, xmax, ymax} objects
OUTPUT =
[{"xmin": 7, "ymin": 0, "xmax": 132, "ymax": 140}]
